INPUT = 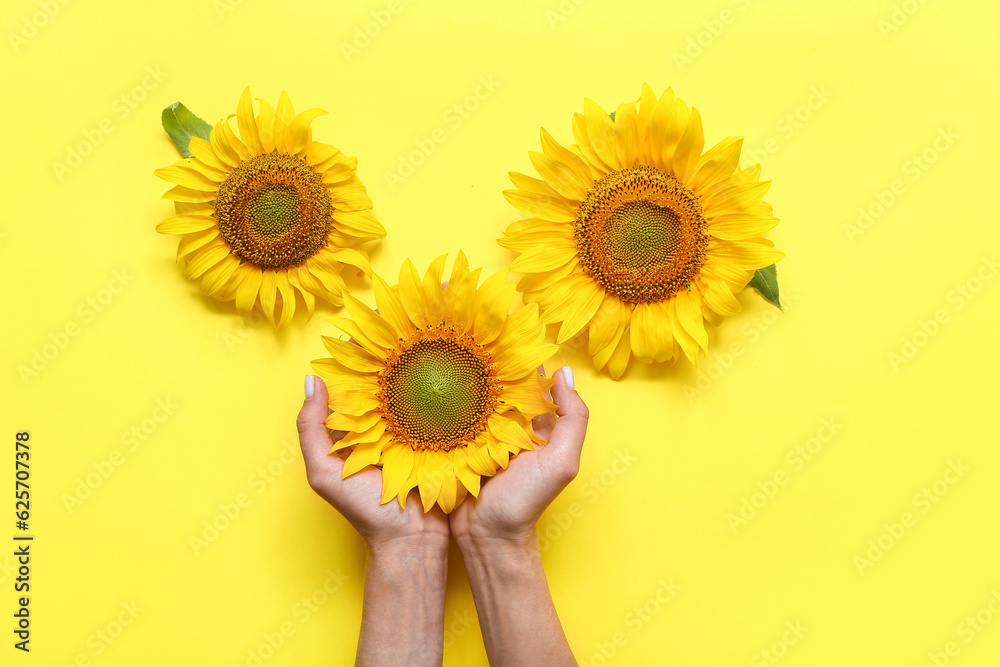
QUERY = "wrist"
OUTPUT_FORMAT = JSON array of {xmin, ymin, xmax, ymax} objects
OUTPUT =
[
  {"xmin": 455, "ymin": 529, "xmax": 540, "ymax": 568},
  {"xmin": 367, "ymin": 531, "xmax": 450, "ymax": 564}
]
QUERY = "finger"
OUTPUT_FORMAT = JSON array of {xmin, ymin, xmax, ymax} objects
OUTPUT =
[
  {"xmin": 296, "ymin": 375, "xmax": 344, "ymax": 476},
  {"xmin": 540, "ymin": 366, "xmax": 589, "ymax": 473}
]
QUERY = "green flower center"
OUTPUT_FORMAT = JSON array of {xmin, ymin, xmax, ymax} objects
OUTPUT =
[
  {"xmin": 214, "ymin": 152, "xmax": 332, "ymax": 269},
  {"xmin": 378, "ymin": 333, "xmax": 497, "ymax": 451},
  {"xmin": 574, "ymin": 165, "xmax": 708, "ymax": 304}
]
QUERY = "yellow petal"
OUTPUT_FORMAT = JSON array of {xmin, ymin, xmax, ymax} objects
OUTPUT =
[
  {"xmin": 671, "ymin": 107, "xmax": 704, "ymax": 183},
  {"xmin": 380, "ymin": 445, "xmax": 414, "ymax": 504},
  {"xmin": 318, "ymin": 250, "xmax": 366, "ymax": 278},
  {"xmin": 201, "ymin": 254, "xmax": 240, "ymax": 299},
  {"xmin": 184, "ymin": 241, "xmax": 230, "ymax": 279},
  {"xmin": 287, "ymin": 266, "xmax": 315, "ymax": 317},
  {"xmin": 556, "ymin": 279, "xmax": 604, "ymax": 344},
  {"xmin": 342, "ymin": 433, "xmax": 389, "ymax": 477},
  {"xmin": 690, "ymin": 136, "xmax": 743, "ymax": 194},
  {"xmin": 466, "ymin": 443, "xmax": 497, "ymax": 476},
  {"xmin": 372, "ymin": 274, "xmax": 413, "ymax": 340},
  {"xmin": 503, "ymin": 189, "xmax": 578, "ymax": 223},
  {"xmin": 607, "ymin": 326, "xmax": 633, "ymax": 380},
  {"xmin": 583, "ymin": 98, "xmax": 621, "ymax": 170},
  {"xmin": 236, "ymin": 87, "xmax": 264, "ymax": 155},
  {"xmin": 256, "ymin": 99, "xmax": 277, "ymax": 153},
  {"xmin": 699, "ymin": 277, "xmax": 742, "ymax": 317},
  {"xmin": 273, "ymin": 91, "xmax": 295, "ymax": 153},
  {"xmin": 322, "ymin": 315, "xmax": 387, "ymax": 357},
  {"xmin": 176, "ymin": 229, "xmax": 218, "ymax": 260},
  {"xmin": 235, "ymin": 263, "xmax": 262, "ymax": 315},
  {"xmin": 259, "ymin": 269, "xmax": 278, "ymax": 327},
  {"xmin": 472, "ymin": 269, "xmax": 514, "ymax": 345},
  {"xmin": 187, "ymin": 136, "xmax": 230, "ymax": 173},
  {"xmin": 539, "ymin": 127, "xmax": 593, "ymax": 195},
  {"xmin": 275, "ymin": 271, "xmax": 296, "ymax": 330},
  {"xmin": 398, "ymin": 259, "xmax": 430, "ymax": 326},
  {"xmin": 209, "ymin": 121, "xmax": 241, "ymax": 168},
  {"xmin": 509, "ymin": 244, "xmax": 577, "ymax": 274},
  {"xmin": 343, "ymin": 292, "xmax": 396, "ymax": 349},
  {"xmin": 155, "ymin": 164, "xmax": 220, "ymax": 190},
  {"xmin": 417, "ymin": 452, "xmax": 445, "ymax": 513},
  {"xmin": 321, "ymin": 336, "xmax": 383, "ymax": 372},
  {"xmin": 286, "ymin": 108, "xmax": 328, "ymax": 156},
  {"xmin": 496, "ymin": 343, "xmax": 559, "ymax": 381},
  {"xmin": 630, "ymin": 301, "xmax": 674, "ymax": 364},
  {"xmin": 156, "ymin": 214, "xmax": 216, "ymax": 235},
  {"xmin": 331, "ymin": 210, "xmax": 385, "ymax": 241},
  {"xmin": 667, "ymin": 295, "xmax": 700, "ymax": 364},
  {"xmin": 614, "ymin": 102, "xmax": 639, "ymax": 168},
  {"xmin": 162, "ymin": 186, "xmax": 215, "ymax": 203},
  {"xmin": 529, "ymin": 150, "xmax": 588, "ymax": 201},
  {"xmin": 326, "ymin": 410, "xmax": 381, "ymax": 433}
]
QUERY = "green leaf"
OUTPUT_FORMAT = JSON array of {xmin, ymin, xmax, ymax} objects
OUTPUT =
[
  {"xmin": 161, "ymin": 102, "xmax": 212, "ymax": 158},
  {"xmin": 608, "ymin": 110, "xmax": 616, "ymax": 121},
  {"xmin": 748, "ymin": 264, "xmax": 781, "ymax": 309}
]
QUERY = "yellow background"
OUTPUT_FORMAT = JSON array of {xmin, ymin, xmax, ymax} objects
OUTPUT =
[{"xmin": 2, "ymin": 0, "xmax": 999, "ymax": 664}]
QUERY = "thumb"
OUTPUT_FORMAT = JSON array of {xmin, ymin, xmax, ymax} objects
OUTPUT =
[
  {"xmin": 539, "ymin": 366, "xmax": 589, "ymax": 476},
  {"xmin": 296, "ymin": 375, "xmax": 340, "ymax": 474}
]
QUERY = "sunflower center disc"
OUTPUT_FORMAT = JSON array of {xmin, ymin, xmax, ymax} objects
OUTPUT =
[
  {"xmin": 574, "ymin": 165, "xmax": 708, "ymax": 304},
  {"xmin": 215, "ymin": 152, "xmax": 332, "ymax": 269},
  {"xmin": 379, "ymin": 332, "xmax": 496, "ymax": 451}
]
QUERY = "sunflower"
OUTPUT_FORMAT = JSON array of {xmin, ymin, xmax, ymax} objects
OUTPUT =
[
  {"xmin": 499, "ymin": 84, "xmax": 784, "ymax": 379},
  {"xmin": 154, "ymin": 87, "xmax": 385, "ymax": 329},
  {"xmin": 311, "ymin": 252, "xmax": 558, "ymax": 513}
]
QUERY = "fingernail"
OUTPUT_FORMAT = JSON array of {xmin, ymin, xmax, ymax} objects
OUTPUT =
[
  {"xmin": 560, "ymin": 366, "xmax": 575, "ymax": 390},
  {"xmin": 304, "ymin": 375, "xmax": 316, "ymax": 400}
]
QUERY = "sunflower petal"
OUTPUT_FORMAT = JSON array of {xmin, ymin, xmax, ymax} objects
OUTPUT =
[
  {"xmin": 156, "ymin": 214, "xmax": 217, "ymax": 235},
  {"xmin": 236, "ymin": 87, "xmax": 264, "ymax": 155},
  {"xmin": 583, "ymin": 98, "xmax": 621, "ymax": 170},
  {"xmin": 614, "ymin": 102, "xmax": 639, "ymax": 168},
  {"xmin": 286, "ymin": 108, "xmax": 328, "ymax": 156},
  {"xmin": 275, "ymin": 271, "xmax": 296, "ymax": 330},
  {"xmin": 556, "ymin": 279, "xmax": 604, "ymax": 344},
  {"xmin": 380, "ymin": 445, "xmax": 415, "ymax": 504},
  {"xmin": 503, "ymin": 189, "xmax": 578, "ymax": 223},
  {"xmin": 235, "ymin": 264, "xmax": 262, "ymax": 315}
]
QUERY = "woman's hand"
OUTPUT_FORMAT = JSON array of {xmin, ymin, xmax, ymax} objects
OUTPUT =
[
  {"xmin": 450, "ymin": 366, "xmax": 590, "ymax": 547},
  {"xmin": 296, "ymin": 375, "xmax": 449, "ymax": 553},
  {"xmin": 297, "ymin": 375, "xmax": 449, "ymax": 666}
]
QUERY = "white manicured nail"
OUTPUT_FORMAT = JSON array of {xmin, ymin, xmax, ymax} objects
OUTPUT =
[
  {"xmin": 305, "ymin": 375, "xmax": 315, "ymax": 399},
  {"xmin": 561, "ymin": 366, "xmax": 575, "ymax": 390}
]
